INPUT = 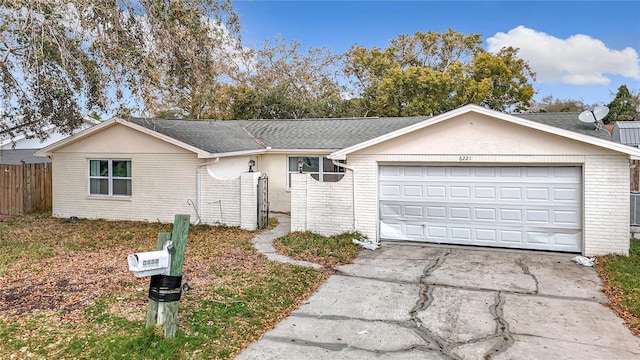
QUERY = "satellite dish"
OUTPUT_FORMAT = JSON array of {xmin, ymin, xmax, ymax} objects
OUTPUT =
[
  {"xmin": 578, "ymin": 110, "xmax": 596, "ymax": 123},
  {"xmin": 578, "ymin": 106, "xmax": 609, "ymax": 131},
  {"xmin": 592, "ymin": 106, "xmax": 610, "ymax": 121}
]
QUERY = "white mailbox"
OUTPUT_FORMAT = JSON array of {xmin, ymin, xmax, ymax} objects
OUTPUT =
[{"xmin": 128, "ymin": 242, "xmax": 172, "ymax": 278}]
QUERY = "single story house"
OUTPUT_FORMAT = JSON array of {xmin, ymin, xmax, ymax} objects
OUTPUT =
[{"xmin": 36, "ymin": 105, "xmax": 640, "ymax": 256}]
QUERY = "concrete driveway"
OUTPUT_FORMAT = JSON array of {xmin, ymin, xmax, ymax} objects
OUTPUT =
[{"xmin": 237, "ymin": 243, "xmax": 640, "ymax": 359}]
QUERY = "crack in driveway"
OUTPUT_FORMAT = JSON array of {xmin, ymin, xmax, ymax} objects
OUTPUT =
[
  {"xmin": 422, "ymin": 248, "xmax": 452, "ymax": 279},
  {"xmin": 484, "ymin": 291, "xmax": 514, "ymax": 359},
  {"xmin": 404, "ymin": 252, "xmax": 465, "ymax": 359},
  {"xmin": 260, "ymin": 335, "xmax": 450, "ymax": 356},
  {"xmin": 515, "ymin": 257, "xmax": 539, "ymax": 294},
  {"xmin": 238, "ymin": 235, "xmax": 640, "ymax": 360}
]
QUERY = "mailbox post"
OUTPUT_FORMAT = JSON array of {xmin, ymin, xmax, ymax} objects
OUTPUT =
[{"xmin": 128, "ymin": 214, "xmax": 190, "ymax": 338}]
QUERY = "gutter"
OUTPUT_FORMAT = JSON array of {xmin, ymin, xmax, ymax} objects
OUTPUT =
[
  {"xmin": 194, "ymin": 157, "xmax": 220, "ymax": 225},
  {"xmin": 331, "ymin": 159, "xmax": 358, "ymax": 231}
]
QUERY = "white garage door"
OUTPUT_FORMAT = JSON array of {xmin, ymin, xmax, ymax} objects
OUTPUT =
[{"xmin": 379, "ymin": 166, "xmax": 582, "ymax": 252}]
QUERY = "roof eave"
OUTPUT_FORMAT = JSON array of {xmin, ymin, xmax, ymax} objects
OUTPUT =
[
  {"xmin": 262, "ymin": 148, "xmax": 339, "ymax": 155},
  {"xmin": 207, "ymin": 149, "xmax": 268, "ymax": 158},
  {"xmin": 329, "ymin": 105, "xmax": 475, "ymax": 159},
  {"xmin": 207, "ymin": 148, "xmax": 340, "ymax": 158},
  {"xmin": 329, "ymin": 104, "xmax": 640, "ymax": 159},
  {"xmin": 35, "ymin": 119, "xmax": 120, "ymax": 157},
  {"xmin": 35, "ymin": 118, "xmax": 212, "ymax": 158}
]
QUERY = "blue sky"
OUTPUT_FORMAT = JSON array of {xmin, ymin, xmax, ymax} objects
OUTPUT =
[{"xmin": 233, "ymin": 0, "xmax": 640, "ymax": 107}]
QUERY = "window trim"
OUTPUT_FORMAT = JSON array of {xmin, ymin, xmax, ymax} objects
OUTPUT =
[
  {"xmin": 88, "ymin": 159, "xmax": 132, "ymax": 197},
  {"xmin": 287, "ymin": 156, "xmax": 345, "ymax": 188}
]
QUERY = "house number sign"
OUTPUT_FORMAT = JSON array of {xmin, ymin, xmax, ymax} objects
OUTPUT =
[{"xmin": 458, "ymin": 155, "xmax": 471, "ymax": 161}]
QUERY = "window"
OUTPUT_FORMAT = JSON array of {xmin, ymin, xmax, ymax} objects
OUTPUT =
[
  {"xmin": 288, "ymin": 156, "xmax": 345, "ymax": 186},
  {"xmin": 89, "ymin": 159, "xmax": 132, "ymax": 196}
]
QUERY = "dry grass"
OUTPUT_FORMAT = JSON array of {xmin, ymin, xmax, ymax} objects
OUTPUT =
[{"xmin": 0, "ymin": 214, "xmax": 328, "ymax": 359}]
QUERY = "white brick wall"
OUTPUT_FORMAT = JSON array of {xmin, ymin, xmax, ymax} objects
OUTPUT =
[
  {"xmin": 52, "ymin": 153, "xmax": 261, "ymax": 230},
  {"xmin": 290, "ymin": 173, "xmax": 307, "ymax": 232},
  {"xmin": 52, "ymin": 152, "xmax": 199, "ymax": 223},
  {"xmin": 290, "ymin": 172, "xmax": 354, "ymax": 236},
  {"xmin": 201, "ymin": 172, "xmax": 241, "ymax": 226},
  {"xmin": 240, "ymin": 172, "xmax": 260, "ymax": 230},
  {"xmin": 583, "ymin": 155, "xmax": 630, "ymax": 256}
]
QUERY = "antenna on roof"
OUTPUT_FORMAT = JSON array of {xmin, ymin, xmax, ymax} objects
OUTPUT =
[{"xmin": 578, "ymin": 106, "xmax": 609, "ymax": 132}]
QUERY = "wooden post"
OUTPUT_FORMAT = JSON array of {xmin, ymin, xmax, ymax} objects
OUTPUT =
[
  {"xmin": 142, "ymin": 214, "xmax": 190, "ymax": 338},
  {"xmin": 163, "ymin": 214, "xmax": 190, "ymax": 338},
  {"xmin": 146, "ymin": 232, "xmax": 172, "ymax": 328}
]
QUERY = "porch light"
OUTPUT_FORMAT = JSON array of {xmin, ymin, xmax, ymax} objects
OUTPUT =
[
  {"xmin": 297, "ymin": 159, "xmax": 304, "ymax": 173},
  {"xmin": 248, "ymin": 159, "xmax": 255, "ymax": 172}
]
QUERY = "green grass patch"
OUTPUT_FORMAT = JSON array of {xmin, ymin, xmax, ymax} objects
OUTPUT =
[
  {"xmin": 274, "ymin": 231, "xmax": 363, "ymax": 267},
  {"xmin": 597, "ymin": 240, "xmax": 640, "ymax": 334}
]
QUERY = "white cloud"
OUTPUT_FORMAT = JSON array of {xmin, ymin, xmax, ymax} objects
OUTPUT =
[{"xmin": 487, "ymin": 26, "xmax": 640, "ymax": 85}]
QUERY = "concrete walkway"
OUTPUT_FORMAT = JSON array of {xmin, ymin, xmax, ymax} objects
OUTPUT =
[
  {"xmin": 242, "ymin": 219, "xmax": 640, "ymax": 359},
  {"xmin": 251, "ymin": 213, "xmax": 325, "ymax": 270}
]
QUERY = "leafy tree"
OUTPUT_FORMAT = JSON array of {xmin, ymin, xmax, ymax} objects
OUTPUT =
[
  {"xmin": 606, "ymin": 85, "xmax": 640, "ymax": 122},
  {"xmin": 343, "ymin": 29, "xmax": 536, "ymax": 117},
  {"xmin": 528, "ymin": 96, "xmax": 590, "ymax": 113},
  {"xmin": 224, "ymin": 37, "xmax": 356, "ymax": 119},
  {"xmin": 0, "ymin": 0, "xmax": 240, "ymax": 137}
]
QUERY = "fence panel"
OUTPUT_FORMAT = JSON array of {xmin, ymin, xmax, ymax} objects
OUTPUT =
[
  {"xmin": 0, "ymin": 163, "xmax": 51, "ymax": 215},
  {"xmin": 632, "ymin": 160, "xmax": 640, "ymax": 192}
]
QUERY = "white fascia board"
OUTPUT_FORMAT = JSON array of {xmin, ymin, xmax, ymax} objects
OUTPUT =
[
  {"xmin": 328, "ymin": 105, "xmax": 471, "ymax": 159},
  {"xmin": 207, "ymin": 148, "xmax": 337, "ymax": 159},
  {"xmin": 206, "ymin": 149, "xmax": 267, "ymax": 158},
  {"xmin": 329, "ymin": 104, "xmax": 640, "ymax": 159},
  {"xmin": 35, "ymin": 117, "xmax": 211, "ymax": 158},
  {"xmin": 35, "ymin": 118, "xmax": 119, "ymax": 157},
  {"xmin": 262, "ymin": 149, "xmax": 339, "ymax": 155}
]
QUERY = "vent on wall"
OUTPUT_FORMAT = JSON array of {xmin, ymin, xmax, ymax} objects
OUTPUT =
[{"xmin": 631, "ymin": 192, "xmax": 640, "ymax": 226}]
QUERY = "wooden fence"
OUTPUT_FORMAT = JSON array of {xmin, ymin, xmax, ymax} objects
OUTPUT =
[
  {"xmin": 0, "ymin": 163, "xmax": 52, "ymax": 215},
  {"xmin": 633, "ymin": 160, "xmax": 640, "ymax": 192}
]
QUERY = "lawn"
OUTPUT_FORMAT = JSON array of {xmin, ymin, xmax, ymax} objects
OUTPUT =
[
  {"xmin": 2, "ymin": 213, "xmax": 637, "ymax": 359},
  {"xmin": 0, "ymin": 214, "xmax": 329, "ymax": 359},
  {"xmin": 273, "ymin": 231, "xmax": 362, "ymax": 267},
  {"xmin": 597, "ymin": 239, "xmax": 640, "ymax": 336}
]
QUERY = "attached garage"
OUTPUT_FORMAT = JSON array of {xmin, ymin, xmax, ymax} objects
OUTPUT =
[
  {"xmin": 379, "ymin": 165, "xmax": 582, "ymax": 252},
  {"xmin": 321, "ymin": 104, "xmax": 640, "ymax": 256}
]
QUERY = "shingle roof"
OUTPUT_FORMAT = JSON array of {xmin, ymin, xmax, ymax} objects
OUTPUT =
[
  {"xmin": 128, "ymin": 118, "xmax": 264, "ymax": 153},
  {"xmin": 241, "ymin": 116, "xmax": 429, "ymax": 150},
  {"xmin": 126, "ymin": 111, "xmax": 611, "ymax": 155},
  {"xmin": 516, "ymin": 112, "xmax": 612, "ymax": 140},
  {"xmin": 129, "ymin": 116, "xmax": 429, "ymax": 153}
]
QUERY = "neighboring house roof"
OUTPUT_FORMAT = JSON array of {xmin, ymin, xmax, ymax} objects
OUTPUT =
[
  {"xmin": 1, "ymin": 116, "xmax": 101, "ymax": 148},
  {"xmin": 612, "ymin": 121, "xmax": 640, "ymax": 147},
  {"xmin": 2, "ymin": 116, "xmax": 101, "ymax": 164},
  {"xmin": 0, "ymin": 149, "xmax": 50, "ymax": 165},
  {"xmin": 39, "ymin": 105, "xmax": 636, "ymax": 159}
]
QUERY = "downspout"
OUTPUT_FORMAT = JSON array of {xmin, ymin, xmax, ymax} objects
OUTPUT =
[
  {"xmin": 332, "ymin": 159, "xmax": 358, "ymax": 231},
  {"xmin": 194, "ymin": 157, "xmax": 220, "ymax": 225}
]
